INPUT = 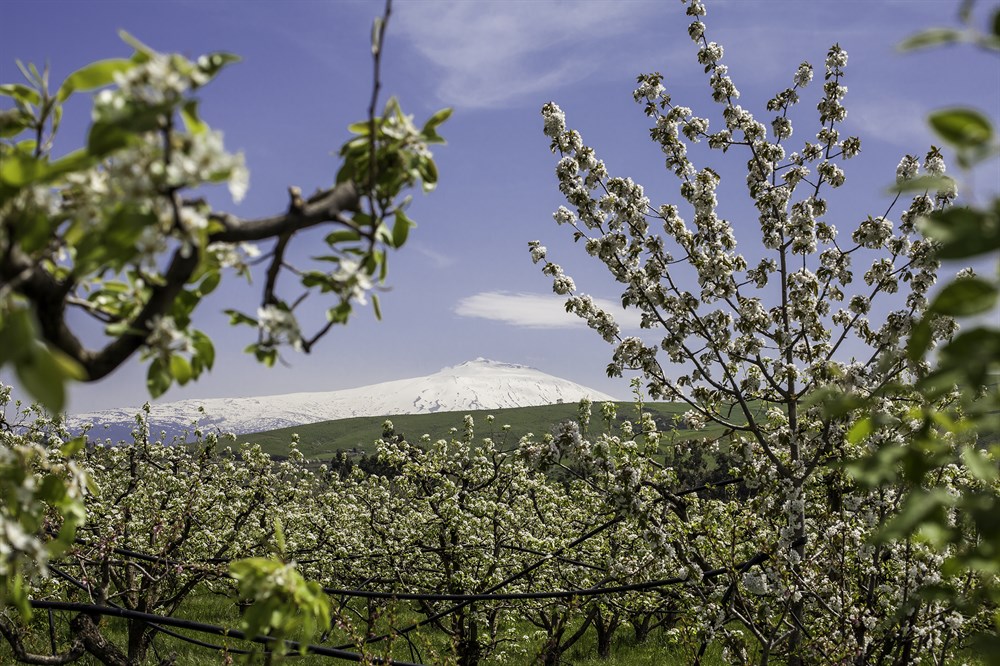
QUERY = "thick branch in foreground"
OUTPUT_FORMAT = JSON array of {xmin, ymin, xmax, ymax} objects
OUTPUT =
[
  {"xmin": 209, "ymin": 181, "xmax": 360, "ymax": 242},
  {"xmin": 4, "ymin": 181, "xmax": 361, "ymax": 382}
]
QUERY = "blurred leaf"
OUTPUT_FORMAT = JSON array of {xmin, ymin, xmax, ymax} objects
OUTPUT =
[
  {"xmin": 197, "ymin": 271, "xmax": 221, "ymax": 297},
  {"xmin": 180, "ymin": 100, "xmax": 206, "ymax": 134},
  {"xmin": 918, "ymin": 205, "xmax": 1000, "ymax": 259},
  {"xmin": 146, "ymin": 357, "xmax": 172, "ymax": 398},
  {"xmin": 0, "ymin": 108, "xmax": 32, "ymax": 138},
  {"xmin": 196, "ymin": 52, "xmax": 240, "ymax": 82},
  {"xmin": 325, "ymin": 229, "xmax": 361, "ymax": 245},
  {"xmin": 14, "ymin": 344, "xmax": 83, "ymax": 414},
  {"xmin": 118, "ymin": 30, "xmax": 158, "ymax": 61},
  {"xmin": 0, "ymin": 153, "xmax": 47, "ymax": 187},
  {"xmin": 929, "ymin": 277, "xmax": 998, "ymax": 316},
  {"xmin": 889, "ymin": 174, "xmax": 956, "ymax": 194},
  {"xmin": 898, "ymin": 28, "xmax": 964, "ymax": 51},
  {"xmin": 929, "ymin": 108, "xmax": 993, "ymax": 148},
  {"xmin": 191, "ymin": 330, "xmax": 215, "ymax": 371},
  {"xmin": 392, "ymin": 209, "xmax": 413, "ymax": 248},
  {"xmin": 88, "ymin": 104, "xmax": 167, "ymax": 156},
  {"xmin": 847, "ymin": 417, "xmax": 873, "ymax": 445},
  {"xmin": 346, "ymin": 121, "xmax": 371, "ymax": 135},
  {"xmin": 0, "ymin": 83, "xmax": 41, "ymax": 106},
  {"xmin": 56, "ymin": 58, "xmax": 133, "ymax": 102},
  {"xmin": 170, "ymin": 354, "xmax": 193, "ymax": 385},
  {"xmin": 962, "ymin": 445, "xmax": 998, "ymax": 482},
  {"xmin": 907, "ymin": 317, "xmax": 933, "ymax": 363},
  {"xmin": 878, "ymin": 488, "xmax": 953, "ymax": 542},
  {"xmin": 60, "ymin": 436, "xmax": 87, "ymax": 458},
  {"xmin": 0, "ymin": 308, "xmax": 35, "ymax": 366},
  {"xmin": 225, "ymin": 309, "xmax": 257, "ymax": 327}
]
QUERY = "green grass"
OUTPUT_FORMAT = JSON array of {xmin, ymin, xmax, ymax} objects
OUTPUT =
[
  {"xmin": 239, "ymin": 401, "xmax": 701, "ymax": 459},
  {"xmin": 7, "ymin": 593, "xmax": 723, "ymax": 665}
]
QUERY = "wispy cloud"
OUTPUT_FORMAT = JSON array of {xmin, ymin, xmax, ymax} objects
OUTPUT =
[
  {"xmin": 455, "ymin": 291, "xmax": 642, "ymax": 330},
  {"xmin": 393, "ymin": 1, "xmax": 659, "ymax": 108},
  {"xmin": 846, "ymin": 96, "xmax": 936, "ymax": 149},
  {"xmin": 412, "ymin": 242, "xmax": 456, "ymax": 269}
]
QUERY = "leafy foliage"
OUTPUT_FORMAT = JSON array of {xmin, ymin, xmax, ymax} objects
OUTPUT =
[
  {"xmin": 0, "ymin": 29, "xmax": 448, "ymax": 411},
  {"xmin": 846, "ymin": 5, "xmax": 1000, "ymax": 659}
]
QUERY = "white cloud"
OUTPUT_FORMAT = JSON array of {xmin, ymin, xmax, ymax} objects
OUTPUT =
[
  {"xmin": 455, "ymin": 291, "xmax": 642, "ymax": 330},
  {"xmin": 412, "ymin": 242, "xmax": 456, "ymax": 269},
  {"xmin": 393, "ymin": 1, "xmax": 659, "ymax": 108},
  {"xmin": 846, "ymin": 96, "xmax": 936, "ymax": 149}
]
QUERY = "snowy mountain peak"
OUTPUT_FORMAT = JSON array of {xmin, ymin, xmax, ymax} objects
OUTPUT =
[
  {"xmin": 70, "ymin": 360, "xmax": 619, "ymax": 443},
  {"xmin": 460, "ymin": 357, "xmax": 529, "ymax": 368}
]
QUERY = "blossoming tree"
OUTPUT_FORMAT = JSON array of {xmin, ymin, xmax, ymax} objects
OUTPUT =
[
  {"xmin": 529, "ymin": 0, "xmax": 993, "ymax": 663},
  {"xmin": 0, "ymin": 0, "xmax": 450, "ymax": 651},
  {"xmin": 0, "ymin": 22, "xmax": 448, "ymax": 414}
]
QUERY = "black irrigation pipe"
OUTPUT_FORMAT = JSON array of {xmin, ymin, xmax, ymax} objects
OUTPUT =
[
  {"xmin": 322, "ymin": 575, "xmax": 690, "ymax": 602},
  {"xmin": 49, "ymin": 563, "xmax": 257, "ymax": 657},
  {"xmin": 320, "ymin": 540, "xmax": 782, "ymax": 603},
  {"xmin": 335, "ymin": 514, "xmax": 625, "ymax": 649},
  {"xmin": 30, "ymin": 600, "xmax": 423, "ymax": 666}
]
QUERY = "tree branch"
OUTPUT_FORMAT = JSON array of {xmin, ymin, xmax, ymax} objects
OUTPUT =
[{"xmin": 0, "ymin": 617, "xmax": 85, "ymax": 666}]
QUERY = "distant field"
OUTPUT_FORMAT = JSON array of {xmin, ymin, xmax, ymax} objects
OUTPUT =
[{"xmin": 239, "ymin": 401, "xmax": 701, "ymax": 459}]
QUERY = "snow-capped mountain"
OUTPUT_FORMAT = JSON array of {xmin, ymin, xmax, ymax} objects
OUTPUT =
[{"xmin": 71, "ymin": 358, "xmax": 618, "ymax": 443}]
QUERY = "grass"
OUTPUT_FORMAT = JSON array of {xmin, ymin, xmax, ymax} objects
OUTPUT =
[
  {"xmin": 7, "ymin": 592, "xmax": 724, "ymax": 665},
  {"xmin": 239, "ymin": 401, "xmax": 704, "ymax": 460}
]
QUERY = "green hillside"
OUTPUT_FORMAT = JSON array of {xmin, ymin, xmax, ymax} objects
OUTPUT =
[{"xmin": 240, "ymin": 401, "xmax": 697, "ymax": 459}]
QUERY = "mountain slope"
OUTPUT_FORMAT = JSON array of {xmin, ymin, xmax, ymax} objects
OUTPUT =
[{"xmin": 71, "ymin": 359, "xmax": 618, "ymax": 443}]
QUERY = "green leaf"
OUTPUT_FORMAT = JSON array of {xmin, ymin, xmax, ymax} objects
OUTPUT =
[
  {"xmin": 325, "ymin": 229, "xmax": 361, "ymax": 245},
  {"xmin": 962, "ymin": 445, "xmax": 998, "ymax": 482},
  {"xmin": 146, "ymin": 357, "xmax": 173, "ymax": 398},
  {"xmin": 195, "ymin": 52, "xmax": 240, "ymax": 82},
  {"xmin": 87, "ymin": 104, "xmax": 168, "ymax": 156},
  {"xmin": 60, "ymin": 436, "xmax": 87, "ymax": 458},
  {"xmin": 898, "ymin": 28, "xmax": 964, "ymax": 52},
  {"xmin": 0, "ymin": 153, "xmax": 47, "ymax": 187},
  {"xmin": 37, "ymin": 474, "xmax": 67, "ymax": 503},
  {"xmin": 906, "ymin": 317, "xmax": 933, "ymax": 363},
  {"xmin": 170, "ymin": 354, "xmax": 193, "ymax": 385},
  {"xmin": 191, "ymin": 330, "xmax": 215, "ymax": 371},
  {"xmin": 56, "ymin": 58, "xmax": 133, "ymax": 102},
  {"xmin": 847, "ymin": 417, "xmax": 873, "ymax": 445},
  {"xmin": 225, "ymin": 309, "xmax": 257, "ymax": 327},
  {"xmin": 878, "ymin": 488, "xmax": 953, "ymax": 542},
  {"xmin": 993, "ymin": 7, "xmax": 1000, "ymax": 39},
  {"xmin": 197, "ymin": 271, "xmax": 221, "ymax": 297},
  {"xmin": 929, "ymin": 328, "xmax": 1000, "ymax": 389},
  {"xmin": 14, "ymin": 344, "xmax": 75, "ymax": 414},
  {"xmin": 346, "ymin": 121, "xmax": 371, "ymax": 136},
  {"xmin": 929, "ymin": 277, "xmax": 998, "ymax": 316},
  {"xmin": 180, "ymin": 100, "xmax": 207, "ymax": 134},
  {"xmin": 889, "ymin": 174, "xmax": 956, "ymax": 194},
  {"xmin": 118, "ymin": 30, "xmax": 158, "ymax": 61},
  {"xmin": 46, "ymin": 149, "xmax": 96, "ymax": 180},
  {"xmin": 918, "ymin": 205, "xmax": 1000, "ymax": 260},
  {"xmin": 422, "ymin": 107, "xmax": 453, "ymax": 142},
  {"xmin": 0, "ymin": 308, "xmax": 36, "ymax": 366},
  {"xmin": 929, "ymin": 108, "xmax": 993, "ymax": 148},
  {"xmin": 372, "ymin": 293, "xmax": 382, "ymax": 321},
  {"xmin": 0, "ymin": 83, "xmax": 41, "ymax": 106},
  {"xmin": 0, "ymin": 109, "xmax": 32, "ymax": 139},
  {"xmin": 419, "ymin": 158, "xmax": 438, "ymax": 192},
  {"xmin": 392, "ymin": 209, "xmax": 414, "ymax": 248}
]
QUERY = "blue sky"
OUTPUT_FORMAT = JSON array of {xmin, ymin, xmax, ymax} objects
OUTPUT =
[{"xmin": 2, "ymin": 0, "xmax": 998, "ymax": 413}]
